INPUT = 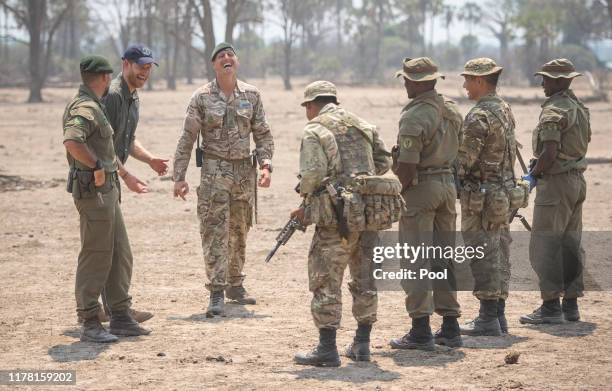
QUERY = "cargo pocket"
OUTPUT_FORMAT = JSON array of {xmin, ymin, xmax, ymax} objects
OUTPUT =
[
  {"xmin": 82, "ymin": 208, "xmax": 112, "ymax": 251},
  {"xmin": 484, "ymin": 189, "xmax": 510, "ymax": 225},
  {"xmin": 343, "ymin": 192, "xmax": 366, "ymax": 232},
  {"xmin": 460, "ymin": 188, "xmax": 485, "ymax": 214}
]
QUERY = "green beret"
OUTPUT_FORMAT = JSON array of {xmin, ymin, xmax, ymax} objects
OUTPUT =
[
  {"xmin": 211, "ymin": 42, "xmax": 236, "ymax": 61},
  {"xmin": 79, "ymin": 55, "xmax": 113, "ymax": 74}
]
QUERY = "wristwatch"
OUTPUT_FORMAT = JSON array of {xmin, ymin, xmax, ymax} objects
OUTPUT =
[
  {"xmin": 262, "ymin": 163, "xmax": 273, "ymax": 173},
  {"xmin": 94, "ymin": 160, "xmax": 103, "ymax": 171}
]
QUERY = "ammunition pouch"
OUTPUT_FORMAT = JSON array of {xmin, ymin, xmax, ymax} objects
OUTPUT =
[
  {"xmin": 72, "ymin": 170, "xmax": 95, "ymax": 200},
  {"xmin": 304, "ymin": 175, "xmax": 404, "ymax": 232},
  {"xmin": 460, "ymin": 187, "xmax": 485, "ymax": 213},
  {"xmin": 507, "ymin": 180, "xmax": 530, "ymax": 210},
  {"xmin": 484, "ymin": 188, "xmax": 510, "ymax": 225}
]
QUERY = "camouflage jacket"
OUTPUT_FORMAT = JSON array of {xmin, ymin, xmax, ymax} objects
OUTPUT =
[
  {"xmin": 172, "ymin": 79, "xmax": 274, "ymax": 181},
  {"xmin": 532, "ymin": 88, "xmax": 591, "ymax": 174},
  {"xmin": 299, "ymin": 103, "xmax": 391, "ymax": 196},
  {"xmin": 458, "ymin": 93, "xmax": 516, "ymax": 185}
]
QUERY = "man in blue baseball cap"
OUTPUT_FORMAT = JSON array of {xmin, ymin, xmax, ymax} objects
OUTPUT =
[{"xmin": 96, "ymin": 44, "xmax": 167, "ymax": 324}]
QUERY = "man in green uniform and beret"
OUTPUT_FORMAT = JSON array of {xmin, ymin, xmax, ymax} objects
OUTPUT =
[
  {"xmin": 63, "ymin": 55, "xmax": 150, "ymax": 342},
  {"xmin": 520, "ymin": 59, "xmax": 590, "ymax": 324},
  {"xmin": 388, "ymin": 57, "xmax": 464, "ymax": 350},
  {"xmin": 173, "ymin": 42, "xmax": 274, "ymax": 316}
]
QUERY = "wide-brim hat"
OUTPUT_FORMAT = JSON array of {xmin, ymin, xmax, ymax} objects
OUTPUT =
[
  {"xmin": 301, "ymin": 80, "xmax": 338, "ymax": 106},
  {"xmin": 460, "ymin": 57, "xmax": 503, "ymax": 76},
  {"xmin": 534, "ymin": 58, "xmax": 582, "ymax": 79},
  {"xmin": 395, "ymin": 57, "xmax": 445, "ymax": 81}
]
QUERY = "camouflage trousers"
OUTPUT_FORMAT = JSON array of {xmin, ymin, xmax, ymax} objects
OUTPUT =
[
  {"xmin": 197, "ymin": 157, "xmax": 254, "ymax": 292},
  {"xmin": 308, "ymin": 226, "xmax": 379, "ymax": 329},
  {"xmin": 400, "ymin": 173, "xmax": 461, "ymax": 318},
  {"xmin": 461, "ymin": 197, "xmax": 512, "ymax": 301},
  {"xmin": 530, "ymin": 171, "xmax": 586, "ymax": 301}
]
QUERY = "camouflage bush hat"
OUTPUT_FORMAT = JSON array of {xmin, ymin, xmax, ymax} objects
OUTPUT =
[
  {"xmin": 534, "ymin": 58, "xmax": 582, "ymax": 79},
  {"xmin": 395, "ymin": 57, "xmax": 445, "ymax": 81},
  {"xmin": 301, "ymin": 80, "xmax": 338, "ymax": 106},
  {"xmin": 211, "ymin": 42, "xmax": 236, "ymax": 61},
  {"xmin": 461, "ymin": 57, "xmax": 503, "ymax": 76},
  {"xmin": 79, "ymin": 55, "xmax": 113, "ymax": 74}
]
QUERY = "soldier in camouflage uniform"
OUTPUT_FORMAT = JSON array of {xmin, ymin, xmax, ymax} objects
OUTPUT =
[
  {"xmin": 172, "ymin": 43, "xmax": 274, "ymax": 316},
  {"xmin": 63, "ymin": 55, "xmax": 150, "ymax": 342},
  {"xmin": 456, "ymin": 58, "xmax": 517, "ymax": 336},
  {"xmin": 520, "ymin": 59, "xmax": 590, "ymax": 325},
  {"xmin": 292, "ymin": 81, "xmax": 391, "ymax": 367},
  {"xmin": 387, "ymin": 58, "xmax": 464, "ymax": 351}
]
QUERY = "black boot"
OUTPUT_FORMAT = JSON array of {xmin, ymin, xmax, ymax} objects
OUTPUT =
[
  {"xmin": 434, "ymin": 316, "xmax": 463, "ymax": 347},
  {"xmin": 80, "ymin": 316, "xmax": 118, "ymax": 343},
  {"xmin": 562, "ymin": 298, "xmax": 580, "ymax": 322},
  {"xmin": 460, "ymin": 300, "xmax": 502, "ymax": 336},
  {"xmin": 345, "ymin": 323, "xmax": 371, "ymax": 361},
  {"xmin": 389, "ymin": 316, "xmax": 435, "ymax": 351},
  {"xmin": 206, "ymin": 290, "xmax": 225, "ymax": 317},
  {"xmin": 520, "ymin": 298, "xmax": 564, "ymax": 324},
  {"xmin": 498, "ymin": 299, "xmax": 508, "ymax": 334},
  {"xmin": 294, "ymin": 328, "xmax": 341, "ymax": 367},
  {"xmin": 109, "ymin": 309, "xmax": 151, "ymax": 336}
]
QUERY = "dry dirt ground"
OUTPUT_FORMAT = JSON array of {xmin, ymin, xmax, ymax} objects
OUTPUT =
[{"xmin": 1, "ymin": 76, "xmax": 611, "ymax": 390}]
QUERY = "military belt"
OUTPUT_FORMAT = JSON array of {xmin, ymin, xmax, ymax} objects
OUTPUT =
[{"xmin": 204, "ymin": 153, "xmax": 252, "ymax": 163}]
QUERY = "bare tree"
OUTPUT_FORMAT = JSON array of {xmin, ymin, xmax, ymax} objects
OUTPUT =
[
  {"xmin": 191, "ymin": 0, "xmax": 215, "ymax": 79},
  {"xmin": 484, "ymin": 0, "xmax": 518, "ymax": 67},
  {"xmin": 225, "ymin": 0, "xmax": 261, "ymax": 42},
  {"xmin": 458, "ymin": 1, "xmax": 482, "ymax": 36},
  {"xmin": 1, "ymin": 0, "xmax": 70, "ymax": 102},
  {"xmin": 274, "ymin": 0, "xmax": 307, "ymax": 90}
]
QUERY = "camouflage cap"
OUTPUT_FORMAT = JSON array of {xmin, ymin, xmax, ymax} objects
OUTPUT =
[
  {"xmin": 79, "ymin": 55, "xmax": 113, "ymax": 74},
  {"xmin": 301, "ymin": 80, "xmax": 338, "ymax": 106},
  {"xmin": 395, "ymin": 57, "xmax": 445, "ymax": 82},
  {"xmin": 534, "ymin": 58, "xmax": 582, "ymax": 79},
  {"xmin": 461, "ymin": 57, "xmax": 503, "ymax": 76},
  {"xmin": 211, "ymin": 42, "xmax": 236, "ymax": 61}
]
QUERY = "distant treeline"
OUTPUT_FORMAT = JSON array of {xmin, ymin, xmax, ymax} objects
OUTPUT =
[{"xmin": 1, "ymin": 0, "xmax": 611, "ymax": 102}]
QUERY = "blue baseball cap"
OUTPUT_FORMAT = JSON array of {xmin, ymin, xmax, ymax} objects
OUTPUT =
[{"xmin": 122, "ymin": 44, "xmax": 158, "ymax": 66}]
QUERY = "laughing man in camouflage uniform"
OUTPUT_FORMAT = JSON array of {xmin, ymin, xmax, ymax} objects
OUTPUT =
[
  {"xmin": 457, "ymin": 58, "xmax": 517, "ymax": 336},
  {"xmin": 172, "ymin": 43, "xmax": 274, "ymax": 316},
  {"xmin": 520, "ymin": 59, "xmax": 590, "ymax": 325},
  {"xmin": 292, "ymin": 81, "xmax": 391, "ymax": 367},
  {"xmin": 388, "ymin": 58, "xmax": 464, "ymax": 351}
]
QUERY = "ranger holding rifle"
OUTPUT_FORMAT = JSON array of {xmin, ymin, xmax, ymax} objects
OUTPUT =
[{"xmin": 290, "ymin": 81, "xmax": 397, "ymax": 367}]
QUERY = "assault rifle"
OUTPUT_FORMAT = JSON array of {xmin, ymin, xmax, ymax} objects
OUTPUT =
[
  {"xmin": 509, "ymin": 146, "xmax": 533, "ymax": 231},
  {"xmin": 265, "ymin": 215, "xmax": 306, "ymax": 263}
]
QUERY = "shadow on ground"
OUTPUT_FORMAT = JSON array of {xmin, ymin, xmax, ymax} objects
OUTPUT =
[
  {"xmin": 519, "ymin": 321, "xmax": 596, "ymax": 338},
  {"xmin": 461, "ymin": 334, "xmax": 529, "ymax": 349},
  {"xmin": 168, "ymin": 303, "xmax": 271, "ymax": 323},
  {"xmin": 380, "ymin": 346, "xmax": 466, "ymax": 367},
  {"xmin": 48, "ymin": 341, "xmax": 110, "ymax": 362},
  {"xmin": 279, "ymin": 361, "xmax": 401, "ymax": 383}
]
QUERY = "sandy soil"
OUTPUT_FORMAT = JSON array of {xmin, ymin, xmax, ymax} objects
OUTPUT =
[{"xmin": 1, "ymin": 76, "xmax": 611, "ymax": 390}]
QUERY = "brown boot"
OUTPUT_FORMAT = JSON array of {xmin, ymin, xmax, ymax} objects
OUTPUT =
[
  {"xmin": 130, "ymin": 309, "xmax": 154, "ymax": 323},
  {"xmin": 109, "ymin": 310, "xmax": 151, "ymax": 336},
  {"xmin": 80, "ymin": 316, "xmax": 118, "ymax": 343},
  {"xmin": 225, "ymin": 285, "xmax": 256, "ymax": 305}
]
